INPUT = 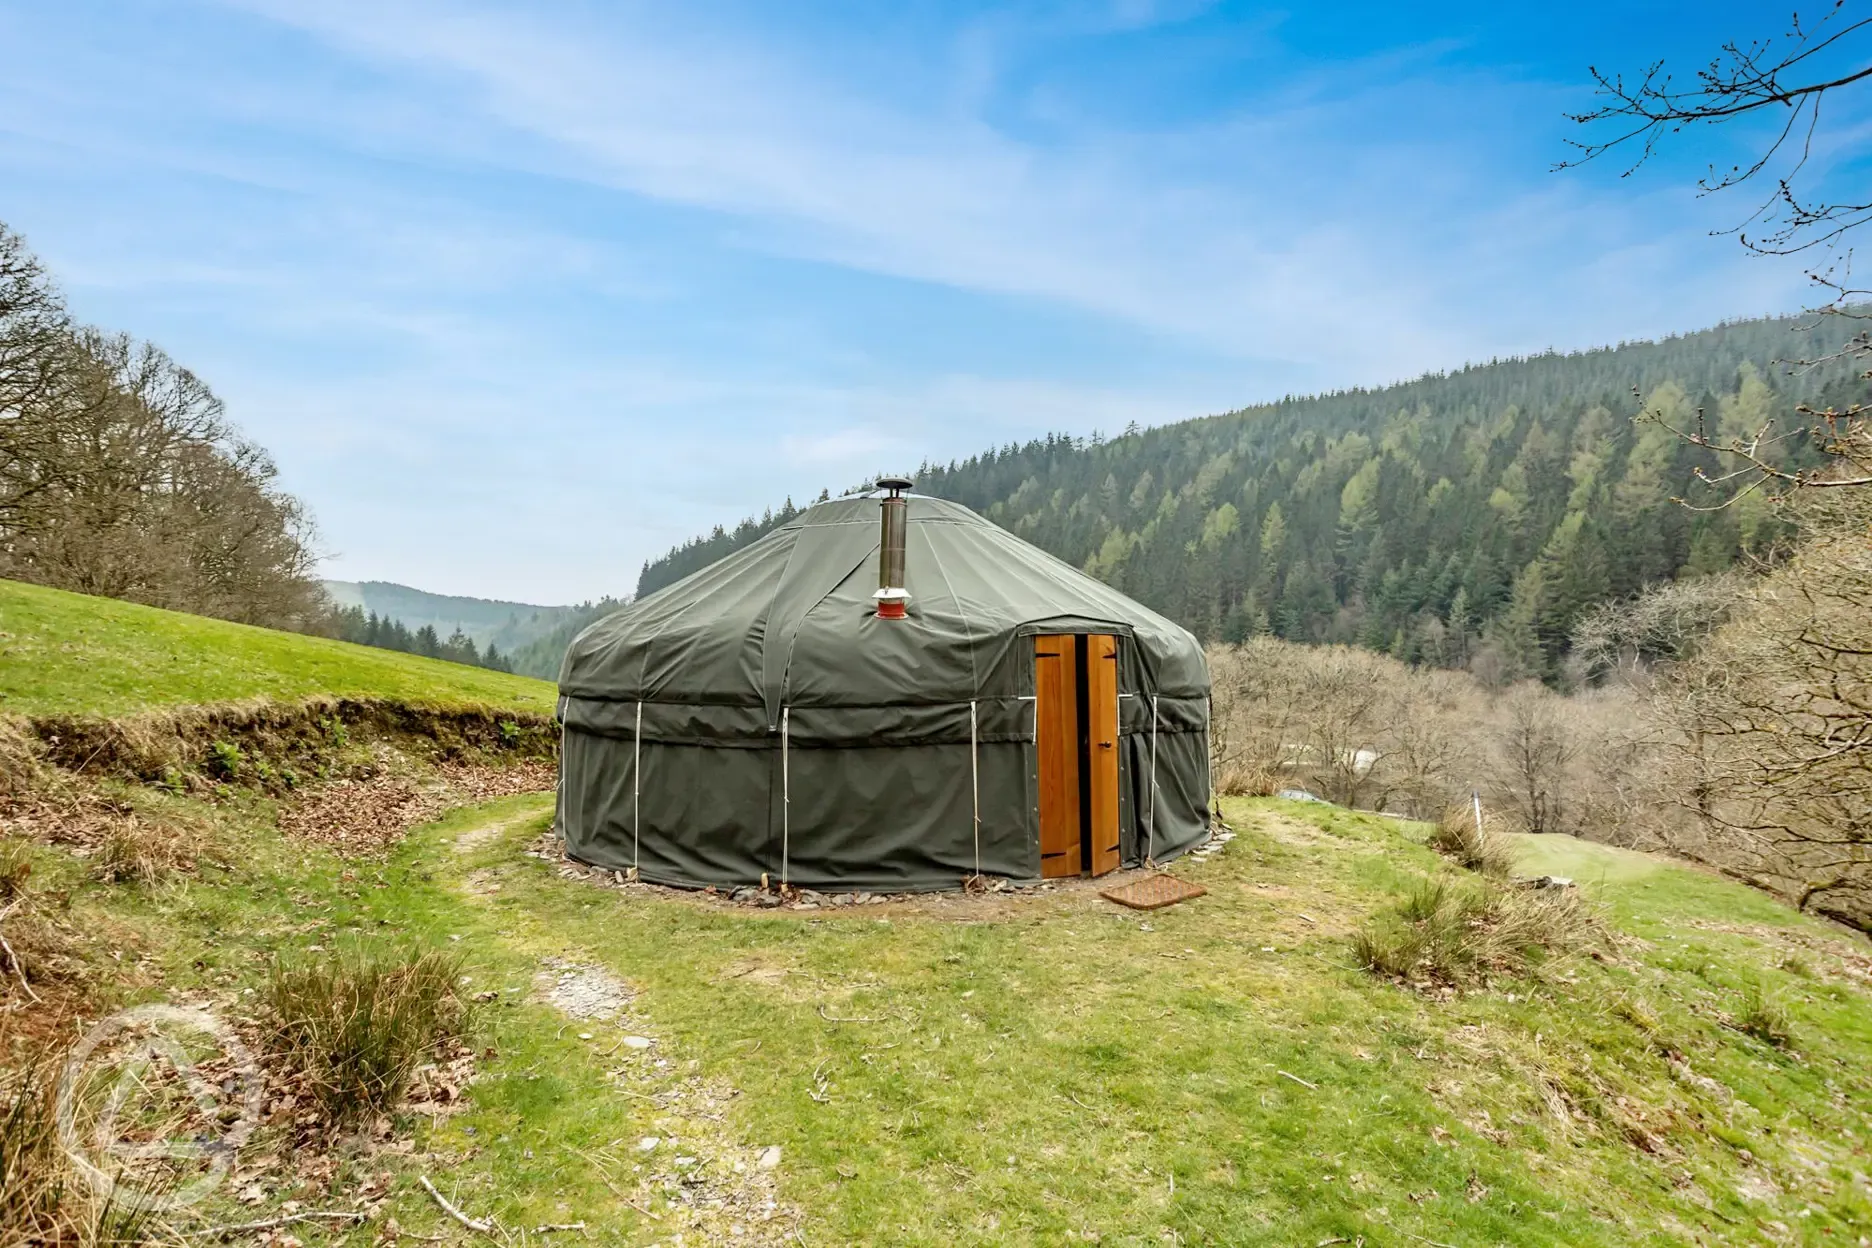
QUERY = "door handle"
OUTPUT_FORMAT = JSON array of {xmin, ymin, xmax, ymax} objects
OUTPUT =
[{"xmin": 1098, "ymin": 740, "xmax": 1114, "ymax": 749}]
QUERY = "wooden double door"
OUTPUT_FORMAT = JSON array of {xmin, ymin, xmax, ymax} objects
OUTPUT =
[{"xmin": 1035, "ymin": 633, "xmax": 1120, "ymax": 879}]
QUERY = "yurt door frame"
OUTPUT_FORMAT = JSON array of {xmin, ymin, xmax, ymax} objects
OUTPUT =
[{"xmin": 1035, "ymin": 633, "xmax": 1121, "ymax": 879}]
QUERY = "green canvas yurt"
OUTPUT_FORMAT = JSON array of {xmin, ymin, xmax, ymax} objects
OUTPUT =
[{"xmin": 555, "ymin": 483, "xmax": 1210, "ymax": 892}]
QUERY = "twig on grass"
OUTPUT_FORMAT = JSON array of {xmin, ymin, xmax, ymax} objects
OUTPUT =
[
  {"xmin": 0, "ymin": 901, "xmax": 41, "ymax": 1003},
  {"xmin": 1277, "ymin": 1069, "xmax": 1319, "ymax": 1090},
  {"xmin": 574, "ymin": 1149, "xmax": 661, "ymax": 1221},
  {"xmin": 189, "ymin": 1211, "xmax": 368, "ymax": 1236},
  {"xmin": 816, "ymin": 1004, "xmax": 881, "ymax": 1023},
  {"xmin": 420, "ymin": 1175, "xmax": 497, "ymax": 1236},
  {"xmin": 532, "ymin": 1223, "xmax": 587, "ymax": 1234},
  {"xmin": 1384, "ymin": 1226, "xmax": 1456, "ymax": 1248}
]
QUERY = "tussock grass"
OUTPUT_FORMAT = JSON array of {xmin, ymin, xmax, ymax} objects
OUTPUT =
[
  {"xmin": 0, "ymin": 842, "xmax": 30, "ymax": 903},
  {"xmin": 0, "ymin": 849, "xmax": 86, "ymax": 1010},
  {"xmin": 1213, "ymin": 762, "xmax": 1277, "ymax": 797},
  {"xmin": 0, "ymin": 1031, "xmax": 170, "ymax": 1248},
  {"xmin": 1354, "ymin": 872, "xmax": 1612, "ymax": 987},
  {"xmin": 92, "ymin": 819, "xmax": 199, "ymax": 886},
  {"xmin": 262, "ymin": 945, "xmax": 471, "ymax": 1126},
  {"xmin": 1736, "ymin": 979, "xmax": 1796, "ymax": 1049},
  {"xmin": 1427, "ymin": 804, "xmax": 1515, "ymax": 878}
]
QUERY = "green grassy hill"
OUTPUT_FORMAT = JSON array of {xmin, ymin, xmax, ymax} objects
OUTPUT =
[
  {"xmin": 5, "ymin": 583, "xmax": 1870, "ymax": 1244},
  {"xmin": 12, "ymin": 791, "xmax": 1870, "ymax": 1245},
  {"xmin": 0, "ymin": 578, "xmax": 557, "ymax": 717}
]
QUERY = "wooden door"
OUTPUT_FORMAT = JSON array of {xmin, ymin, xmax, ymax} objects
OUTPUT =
[
  {"xmin": 1086, "ymin": 633, "xmax": 1121, "ymax": 877},
  {"xmin": 1034, "ymin": 634, "xmax": 1081, "ymax": 878}
]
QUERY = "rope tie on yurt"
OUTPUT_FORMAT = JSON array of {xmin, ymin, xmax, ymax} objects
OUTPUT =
[
  {"xmin": 1204, "ymin": 692, "xmax": 1215, "ymax": 829},
  {"xmin": 632, "ymin": 700, "xmax": 642, "ymax": 876},
  {"xmin": 780, "ymin": 705, "xmax": 791, "ymax": 888},
  {"xmin": 969, "ymin": 699, "xmax": 982, "ymax": 880},
  {"xmin": 555, "ymin": 695, "xmax": 567, "ymax": 838},
  {"xmin": 1147, "ymin": 693, "xmax": 1161, "ymax": 866}
]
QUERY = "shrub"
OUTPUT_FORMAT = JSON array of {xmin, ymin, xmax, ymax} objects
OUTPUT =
[
  {"xmin": 313, "ymin": 714, "xmax": 350, "ymax": 751},
  {"xmin": 1354, "ymin": 873, "xmax": 1611, "ymax": 988},
  {"xmin": 1213, "ymin": 763, "xmax": 1276, "ymax": 798},
  {"xmin": 1736, "ymin": 979, "xmax": 1795, "ymax": 1049},
  {"xmin": 1350, "ymin": 923, "xmax": 1428, "ymax": 979},
  {"xmin": 208, "ymin": 739, "xmax": 242, "ymax": 779},
  {"xmin": 1426, "ymin": 805, "xmax": 1515, "ymax": 878},
  {"xmin": 262, "ymin": 945, "xmax": 470, "ymax": 1126}
]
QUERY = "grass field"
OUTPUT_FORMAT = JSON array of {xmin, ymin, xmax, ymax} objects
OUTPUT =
[
  {"xmin": 20, "ymin": 788, "xmax": 1871, "ymax": 1245},
  {"xmin": 0, "ymin": 578, "xmax": 558, "ymax": 716}
]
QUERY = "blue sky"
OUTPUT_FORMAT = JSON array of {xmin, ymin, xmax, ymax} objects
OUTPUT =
[{"xmin": 0, "ymin": 0, "xmax": 1834, "ymax": 602}]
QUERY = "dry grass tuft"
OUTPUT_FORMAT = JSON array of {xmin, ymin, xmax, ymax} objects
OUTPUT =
[
  {"xmin": 1735, "ymin": 979, "xmax": 1796, "ymax": 1049},
  {"xmin": 1427, "ymin": 805, "xmax": 1516, "ymax": 878},
  {"xmin": 0, "ymin": 1028, "xmax": 171, "ymax": 1247},
  {"xmin": 0, "ymin": 718, "xmax": 53, "ymax": 804},
  {"xmin": 262, "ymin": 944, "xmax": 471, "ymax": 1128},
  {"xmin": 0, "ymin": 856, "xmax": 90, "ymax": 1014},
  {"xmin": 1354, "ymin": 873, "xmax": 1612, "ymax": 988},
  {"xmin": 1213, "ymin": 763, "xmax": 1277, "ymax": 798},
  {"xmin": 91, "ymin": 819, "xmax": 201, "ymax": 886},
  {"xmin": 0, "ymin": 843, "xmax": 31, "ymax": 904}
]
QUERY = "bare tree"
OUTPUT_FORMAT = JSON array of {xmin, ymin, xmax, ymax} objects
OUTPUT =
[
  {"xmin": 0, "ymin": 224, "xmax": 72, "ymax": 536},
  {"xmin": 1651, "ymin": 488, "xmax": 1872, "ymax": 930},
  {"xmin": 1562, "ymin": 6, "xmax": 1872, "ymax": 501},
  {"xmin": 1569, "ymin": 571, "xmax": 1750, "ymax": 684},
  {"xmin": 0, "ymin": 223, "xmax": 325, "ymax": 629},
  {"xmin": 1490, "ymin": 683, "xmax": 1579, "ymax": 837},
  {"xmin": 1561, "ymin": 5, "xmax": 1872, "ymax": 256}
]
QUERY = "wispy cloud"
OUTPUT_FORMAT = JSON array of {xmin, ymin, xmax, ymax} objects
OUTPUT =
[
  {"xmin": 224, "ymin": 0, "xmax": 1804, "ymax": 378},
  {"xmin": 0, "ymin": 0, "xmax": 1821, "ymax": 599}
]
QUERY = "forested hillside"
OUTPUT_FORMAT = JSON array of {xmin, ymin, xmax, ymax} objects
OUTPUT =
[
  {"xmin": 639, "ymin": 313, "xmax": 1868, "ymax": 680},
  {"xmin": 323, "ymin": 580, "xmax": 578, "ymax": 656}
]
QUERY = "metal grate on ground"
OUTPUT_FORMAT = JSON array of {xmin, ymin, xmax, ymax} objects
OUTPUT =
[{"xmin": 1100, "ymin": 873, "xmax": 1207, "ymax": 911}]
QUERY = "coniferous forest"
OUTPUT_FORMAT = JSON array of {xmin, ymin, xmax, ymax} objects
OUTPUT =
[
  {"xmin": 638, "ymin": 312, "xmax": 1869, "ymax": 682},
  {"xmin": 328, "ymin": 605, "xmax": 517, "ymax": 673}
]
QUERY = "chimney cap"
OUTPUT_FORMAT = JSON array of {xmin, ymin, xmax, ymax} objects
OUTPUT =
[{"xmin": 874, "ymin": 475, "xmax": 914, "ymax": 495}]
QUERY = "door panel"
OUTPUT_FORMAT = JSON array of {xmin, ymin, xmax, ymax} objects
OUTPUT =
[
  {"xmin": 1086, "ymin": 634, "xmax": 1121, "ymax": 876},
  {"xmin": 1034, "ymin": 635, "xmax": 1081, "ymax": 878}
]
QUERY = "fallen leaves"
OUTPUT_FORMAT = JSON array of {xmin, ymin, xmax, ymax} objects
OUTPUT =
[{"xmin": 278, "ymin": 761, "xmax": 555, "ymax": 857}]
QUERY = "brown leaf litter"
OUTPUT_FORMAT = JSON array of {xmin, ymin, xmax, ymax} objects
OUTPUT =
[{"xmin": 278, "ymin": 761, "xmax": 555, "ymax": 856}]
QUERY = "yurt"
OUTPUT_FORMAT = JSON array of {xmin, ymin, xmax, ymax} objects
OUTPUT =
[{"xmin": 555, "ymin": 480, "xmax": 1211, "ymax": 892}]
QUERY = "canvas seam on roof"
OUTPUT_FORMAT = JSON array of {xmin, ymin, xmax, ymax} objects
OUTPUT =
[
  {"xmin": 917, "ymin": 520, "xmax": 980, "ymax": 695},
  {"xmin": 771, "ymin": 542, "xmax": 879, "ymax": 728}
]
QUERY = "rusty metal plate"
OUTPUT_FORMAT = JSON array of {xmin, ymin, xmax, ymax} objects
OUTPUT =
[{"xmin": 1099, "ymin": 873, "xmax": 1207, "ymax": 911}]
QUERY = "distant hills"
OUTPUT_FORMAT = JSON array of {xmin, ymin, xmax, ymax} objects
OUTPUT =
[
  {"xmin": 636, "ymin": 311, "xmax": 1870, "ymax": 681},
  {"xmin": 322, "ymin": 581, "xmax": 622, "ymax": 680}
]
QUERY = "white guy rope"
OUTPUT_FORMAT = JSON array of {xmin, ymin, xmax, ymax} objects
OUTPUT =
[
  {"xmin": 970, "ymin": 699, "xmax": 982, "ymax": 879},
  {"xmin": 633, "ymin": 700, "xmax": 643, "ymax": 872},
  {"xmin": 781, "ymin": 706, "xmax": 791, "ymax": 887},
  {"xmin": 1204, "ymin": 692, "xmax": 1214, "ymax": 824},
  {"xmin": 556, "ymin": 695, "xmax": 568, "ymax": 832},
  {"xmin": 1147, "ymin": 694, "xmax": 1161, "ymax": 865}
]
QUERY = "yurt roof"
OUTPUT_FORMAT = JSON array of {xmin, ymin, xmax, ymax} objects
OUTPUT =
[{"xmin": 559, "ymin": 494, "xmax": 1207, "ymax": 725}]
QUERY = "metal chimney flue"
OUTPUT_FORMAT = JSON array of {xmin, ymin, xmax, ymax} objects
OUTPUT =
[{"xmin": 873, "ymin": 476, "xmax": 913, "ymax": 619}]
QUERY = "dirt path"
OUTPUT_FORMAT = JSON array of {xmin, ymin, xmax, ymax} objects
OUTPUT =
[{"xmin": 440, "ymin": 800, "xmax": 804, "ymax": 1246}]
